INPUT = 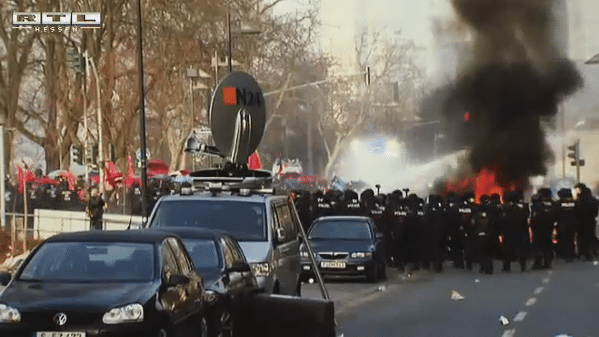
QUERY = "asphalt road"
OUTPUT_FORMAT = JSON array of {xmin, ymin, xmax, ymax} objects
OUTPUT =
[{"xmin": 304, "ymin": 259, "xmax": 599, "ymax": 337}]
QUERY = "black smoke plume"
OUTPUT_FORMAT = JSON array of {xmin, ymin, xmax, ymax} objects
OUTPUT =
[{"xmin": 433, "ymin": 0, "xmax": 583, "ymax": 188}]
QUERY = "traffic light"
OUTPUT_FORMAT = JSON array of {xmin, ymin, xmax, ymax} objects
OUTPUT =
[
  {"xmin": 567, "ymin": 140, "xmax": 585, "ymax": 166},
  {"xmin": 70, "ymin": 145, "xmax": 83, "ymax": 165}
]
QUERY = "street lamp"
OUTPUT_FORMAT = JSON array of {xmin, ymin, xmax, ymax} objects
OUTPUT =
[
  {"xmin": 185, "ymin": 68, "xmax": 211, "ymax": 170},
  {"xmin": 227, "ymin": 12, "xmax": 262, "ymax": 73}
]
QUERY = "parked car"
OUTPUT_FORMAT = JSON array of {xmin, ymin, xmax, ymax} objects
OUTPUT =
[
  {"xmin": 0, "ymin": 230, "xmax": 209, "ymax": 337},
  {"xmin": 149, "ymin": 227, "xmax": 341, "ymax": 337},
  {"xmin": 151, "ymin": 227, "xmax": 261, "ymax": 337},
  {"xmin": 146, "ymin": 187, "xmax": 303, "ymax": 296},
  {"xmin": 300, "ymin": 216, "xmax": 386, "ymax": 283}
]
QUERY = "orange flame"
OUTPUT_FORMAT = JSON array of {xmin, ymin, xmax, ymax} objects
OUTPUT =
[{"xmin": 474, "ymin": 167, "xmax": 518, "ymax": 203}]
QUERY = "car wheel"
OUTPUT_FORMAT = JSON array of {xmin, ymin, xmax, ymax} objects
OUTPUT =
[
  {"xmin": 295, "ymin": 279, "xmax": 302, "ymax": 297},
  {"xmin": 378, "ymin": 262, "xmax": 387, "ymax": 280},
  {"xmin": 217, "ymin": 311, "xmax": 233, "ymax": 337},
  {"xmin": 156, "ymin": 326, "xmax": 171, "ymax": 337},
  {"xmin": 367, "ymin": 265, "xmax": 378, "ymax": 283}
]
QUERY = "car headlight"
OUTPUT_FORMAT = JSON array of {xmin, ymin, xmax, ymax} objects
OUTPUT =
[
  {"xmin": 300, "ymin": 251, "xmax": 309, "ymax": 258},
  {"xmin": 205, "ymin": 290, "xmax": 219, "ymax": 304},
  {"xmin": 102, "ymin": 303, "xmax": 144, "ymax": 324},
  {"xmin": 351, "ymin": 252, "xmax": 372, "ymax": 259},
  {"xmin": 250, "ymin": 263, "xmax": 271, "ymax": 276},
  {"xmin": 0, "ymin": 304, "xmax": 20, "ymax": 323}
]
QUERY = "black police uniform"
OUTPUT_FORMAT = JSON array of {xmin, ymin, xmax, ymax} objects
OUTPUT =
[
  {"xmin": 390, "ymin": 199, "xmax": 409, "ymax": 271},
  {"xmin": 446, "ymin": 198, "xmax": 465, "ymax": 269},
  {"xmin": 530, "ymin": 192, "xmax": 557, "ymax": 269},
  {"xmin": 556, "ymin": 189, "xmax": 577, "ymax": 262},
  {"xmin": 474, "ymin": 206, "xmax": 495, "ymax": 274},
  {"xmin": 459, "ymin": 198, "xmax": 477, "ymax": 271},
  {"xmin": 500, "ymin": 193, "xmax": 529, "ymax": 272},
  {"xmin": 575, "ymin": 187, "xmax": 598, "ymax": 261},
  {"xmin": 427, "ymin": 196, "xmax": 448, "ymax": 273}
]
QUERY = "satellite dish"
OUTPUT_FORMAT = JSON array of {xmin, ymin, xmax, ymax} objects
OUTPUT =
[{"xmin": 209, "ymin": 71, "xmax": 266, "ymax": 165}]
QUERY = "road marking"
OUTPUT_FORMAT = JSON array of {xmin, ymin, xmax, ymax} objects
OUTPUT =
[
  {"xmin": 542, "ymin": 278, "xmax": 550, "ymax": 284},
  {"xmin": 534, "ymin": 286, "xmax": 544, "ymax": 295},
  {"xmin": 525, "ymin": 297, "xmax": 537, "ymax": 306},
  {"xmin": 514, "ymin": 311, "xmax": 527, "ymax": 322},
  {"xmin": 502, "ymin": 329, "xmax": 516, "ymax": 337}
]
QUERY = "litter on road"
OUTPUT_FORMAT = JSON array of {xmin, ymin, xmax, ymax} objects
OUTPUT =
[
  {"xmin": 475, "ymin": 279, "xmax": 480, "ymax": 283},
  {"xmin": 500, "ymin": 316, "xmax": 509, "ymax": 326},
  {"xmin": 451, "ymin": 290, "xmax": 465, "ymax": 300}
]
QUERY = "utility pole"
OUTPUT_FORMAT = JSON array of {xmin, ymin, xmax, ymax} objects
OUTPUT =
[
  {"xmin": 83, "ymin": 50, "xmax": 89, "ymax": 183},
  {"xmin": 0, "ymin": 125, "xmax": 5, "ymax": 230},
  {"xmin": 136, "ymin": 0, "xmax": 149, "ymax": 224},
  {"xmin": 88, "ymin": 57, "xmax": 104, "ymax": 195},
  {"xmin": 227, "ymin": 12, "xmax": 232, "ymax": 73}
]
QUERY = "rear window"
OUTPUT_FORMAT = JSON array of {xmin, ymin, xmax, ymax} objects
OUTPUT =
[
  {"xmin": 180, "ymin": 239, "xmax": 221, "ymax": 269},
  {"xmin": 149, "ymin": 200, "xmax": 267, "ymax": 241},
  {"xmin": 308, "ymin": 220, "xmax": 372, "ymax": 240}
]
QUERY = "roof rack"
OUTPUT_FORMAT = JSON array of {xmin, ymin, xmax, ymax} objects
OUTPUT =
[{"xmin": 184, "ymin": 163, "xmax": 275, "ymax": 194}]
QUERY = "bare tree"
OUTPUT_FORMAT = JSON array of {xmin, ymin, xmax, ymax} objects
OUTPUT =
[{"xmin": 317, "ymin": 26, "xmax": 425, "ymax": 178}]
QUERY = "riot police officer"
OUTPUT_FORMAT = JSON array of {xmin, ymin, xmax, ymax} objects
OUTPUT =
[
  {"xmin": 500, "ymin": 191, "xmax": 529, "ymax": 272},
  {"xmin": 574, "ymin": 184, "xmax": 598, "ymax": 261},
  {"xmin": 459, "ymin": 193, "xmax": 477, "ymax": 271},
  {"xmin": 405, "ymin": 194, "xmax": 422, "ymax": 274},
  {"xmin": 530, "ymin": 188, "xmax": 557, "ymax": 269},
  {"xmin": 446, "ymin": 193, "xmax": 465, "ymax": 269},
  {"xmin": 557, "ymin": 188, "xmax": 577, "ymax": 262},
  {"xmin": 389, "ymin": 192, "xmax": 409, "ymax": 271},
  {"xmin": 475, "ymin": 196, "xmax": 495, "ymax": 274},
  {"xmin": 427, "ymin": 195, "xmax": 448, "ymax": 273}
]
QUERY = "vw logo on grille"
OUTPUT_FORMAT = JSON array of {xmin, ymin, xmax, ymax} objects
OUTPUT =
[{"xmin": 54, "ymin": 313, "xmax": 67, "ymax": 326}]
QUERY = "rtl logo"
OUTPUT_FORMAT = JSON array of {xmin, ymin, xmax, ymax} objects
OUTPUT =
[{"xmin": 12, "ymin": 12, "xmax": 101, "ymax": 29}]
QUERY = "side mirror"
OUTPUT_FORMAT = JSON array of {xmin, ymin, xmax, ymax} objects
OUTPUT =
[
  {"xmin": 276, "ymin": 228, "xmax": 286, "ymax": 242},
  {"xmin": 0, "ymin": 272, "xmax": 11, "ymax": 286},
  {"xmin": 228, "ymin": 261, "xmax": 251, "ymax": 273},
  {"xmin": 166, "ymin": 273, "xmax": 190, "ymax": 287}
]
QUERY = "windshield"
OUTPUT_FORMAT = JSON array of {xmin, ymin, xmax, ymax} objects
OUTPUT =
[
  {"xmin": 181, "ymin": 238, "xmax": 221, "ymax": 269},
  {"xmin": 149, "ymin": 200, "xmax": 267, "ymax": 241},
  {"xmin": 19, "ymin": 242, "xmax": 155, "ymax": 282},
  {"xmin": 308, "ymin": 220, "xmax": 372, "ymax": 240}
]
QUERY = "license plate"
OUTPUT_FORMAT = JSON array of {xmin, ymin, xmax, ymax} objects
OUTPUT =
[
  {"xmin": 321, "ymin": 261, "xmax": 346, "ymax": 269},
  {"xmin": 36, "ymin": 332, "xmax": 86, "ymax": 337}
]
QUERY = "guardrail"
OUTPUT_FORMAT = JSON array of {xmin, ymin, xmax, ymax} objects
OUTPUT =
[{"xmin": 3, "ymin": 210, "xmax": 143, "ymax": 243}]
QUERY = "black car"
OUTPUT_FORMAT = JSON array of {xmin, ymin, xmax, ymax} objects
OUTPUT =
[
  {"xmin": 0, "ymin": 230, "xmax": 208, "ymax": 337},
  {"xmin": 151, "ymin": 227, "xmax": 261, "ymax": 337},
  {"xmin": 300, "ymin": 216, "xmax": 386, "ymax": 282}
]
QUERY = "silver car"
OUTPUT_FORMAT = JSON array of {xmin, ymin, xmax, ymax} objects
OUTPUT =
[{"xmin": 146, "ymin": 191, "xmax": 302, "ymax": 296}]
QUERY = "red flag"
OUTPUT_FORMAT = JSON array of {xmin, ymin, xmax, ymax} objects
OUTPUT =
[
  {"xmin": 63, "ymin": 167, "xmax": 77, "ymax": 191},
  {"xmin": 104, "ymin": 161, "xmax": 123, "ymax": 187},
  {"xmin": 247, "ymin": 151, "xmax": 262, "ymax": 170},
  {"xmin": 16, "ymin": 165, "xmax": 35, "ymax": 194},
  {"xmin": 17, "ymin": 165, "xmax": 24, "ymax": 194}
]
